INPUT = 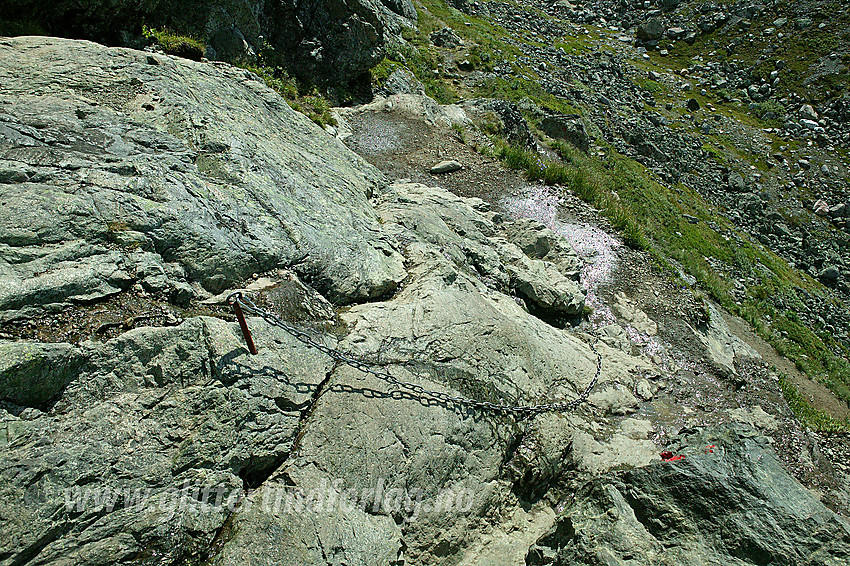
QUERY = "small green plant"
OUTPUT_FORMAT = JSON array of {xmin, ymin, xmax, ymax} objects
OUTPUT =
[
  {"xmin": 239, "ymin": 64, "xmax": 336, "ymax": 127},
  {"xmin": 243, "ymin": 64, "xmax": 299, "ymax": 100},
  {"xmin": 452, "ymin": 123, "xmax": 467, "ymax": 144},
  {"xmin": 750, "ymin": 100, "xmax": 786, "ymax": 123},
  {"xmin": 142, "ymin": 26, "xmax": 205, "ymax": 60},
  {"xmin": 635, "ymin": 77, "xmax": 663, "ymax": 94},
  {"xmin": 0, "ymin": 18, "xmax": 46, "ymax": 36},
  {"xmin": 301, "ymin": 90, "xmax": 336, "ymax": 128}
]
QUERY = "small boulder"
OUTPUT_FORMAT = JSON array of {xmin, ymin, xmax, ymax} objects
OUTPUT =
[
  {"xmin": 636, "ymin": 19, "xmax": 665, "ymax": 41},
  {"xmin": 0, "ymin": 342, "xmax": 85, "ymax": 409},
  {"xmin": 687, "ymin": 98, "xmax": 701, "ymax": 111},
  {"xmin": 667, "ymin": 26, "xmax": 687, "ymax": 40},
  {"xmin": 381, "ymin": 68, "xmax": 425, "ymax": 96},
  {"xmin": 727, "ymin": 171, "xmax": 746, "ymax": 191},
  {"xmin": 430, "ymin": 160, "xmax": 462, "ymax": 174},
  {"xmin": 799, "ymin": 104, "xmax": 818, "ymax": 120},
  {"xmin": 828, "ymin": 203, "xmax": 847, "ymax": 218},
  {"xmin": 813, "ymin": 198, "xmax": 829, "ymax": 215},
  {"xmin": 430, "ymin": 27, "xmax": 463, "ymax": 48},
  {"xmin": 539, "ymin": 114, "xmax": 590, "ymax": 152},
  {"xmin": 820, "ymin": 266, "xmax": 840, "ymax": 284}
]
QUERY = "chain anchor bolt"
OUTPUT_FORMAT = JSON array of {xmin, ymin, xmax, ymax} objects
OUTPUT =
[{"xmin": 228, "ymin": 292, "xmax": 258, "ymax": 355}]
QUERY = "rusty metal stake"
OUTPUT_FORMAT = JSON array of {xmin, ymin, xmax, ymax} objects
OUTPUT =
[{"xmin": 230, "ymin": 296, "xmax": 258, "ymax": 355}]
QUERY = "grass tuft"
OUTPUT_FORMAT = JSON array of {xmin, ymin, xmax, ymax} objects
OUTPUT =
[{"xmin": 142, "ymin": 26, "xmax": 205, "ymax": 60}]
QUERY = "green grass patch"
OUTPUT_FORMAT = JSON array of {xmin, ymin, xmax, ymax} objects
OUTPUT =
[
  {"xmin": 635, "ymin": 77, "xmax": 664, "ymax": 95},
  {"xmin": 142, "ymin": 26, "xmax": 205, "ymax": 60},
  {"xmin": 554, "ymin": 38, "xmax": 591, "ymax": 57},
  {"xmin": 778, "ymin": 373, "xmax": 849, "ymax": 432},
  {"xmin": 240, "ymin": 64, "xmax": 336, "ymax": 127},
  {"xmin": 495, "ymin": 142, "xmax": 649, "ymax": 249}
]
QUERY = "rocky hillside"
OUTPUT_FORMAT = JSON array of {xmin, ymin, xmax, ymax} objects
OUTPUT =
[
  {"xmin": 1, "ymin": 0, "xmax": 850, "ymax": 564},
  {"xmin": 361, "ymin": 0, "xmax": 850, "ymax": 422}
]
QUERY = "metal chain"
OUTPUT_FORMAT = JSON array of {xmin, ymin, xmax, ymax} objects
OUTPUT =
[{"xmin": 227, "ymin": 292, "xmax": 602, "ymax": 416}]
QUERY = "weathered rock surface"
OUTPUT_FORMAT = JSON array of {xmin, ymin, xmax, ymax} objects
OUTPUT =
[
  {"xmin": 528, "ymin": 423, "xmax": 850, "ymax": 565},
  {"xmin": 344, "ymin": 92, "xmax": 470, "ymax": 129},
  {"xmin": 0, "ymin": 36, "xmax": 405, "ymax": 317},
  {"xmin": 503, "ymin": 218, "xmax": 582, "ymax": 280},
  {"xmin": 612, "ymin": 292, "xmax": 658, "ymax": 336},
  {"xmin": 3, "ymin": 25, "xmax": 849, "ymax": 566},
  {"xmin": 373, "ymin": 183, "xmax": 586, "ymax": 314},
  {"xmin": 694, "ymin": 302, "xmax": 761, "ymax": 375},
  {"xmin": 0, "ymin": 315, "xmax": 336, "ymax": 564},
  {"xmin": 636, "ymin": 19, "xmax": 665, "ymax": 41},
  {"xmin": 0, "ymin": 179, "xmax": 651, "ymax": 565},
  {"xmin": 539, "ymin": 113, "xmax": 591, "ymax": 152},
  {"xmin": 0, "ymin": 39, "xmax": 661, "ymax": 564},
  {"xmin": 215, "ymin": 183, "xmax": 650, "ymax": 564}
]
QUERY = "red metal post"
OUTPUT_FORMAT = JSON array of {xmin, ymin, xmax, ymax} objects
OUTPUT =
[{"xmin": 231, "ymin": 299, "xmax": 258, "ymax": 355}]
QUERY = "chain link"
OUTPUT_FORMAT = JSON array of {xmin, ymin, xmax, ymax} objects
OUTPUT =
[{"xmin": 228, "ymin": 292, "xmax": 602, "ymax": 416}]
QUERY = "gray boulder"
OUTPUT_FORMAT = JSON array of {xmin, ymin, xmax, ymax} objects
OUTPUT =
[
  {"xmin": 636, "ymin": 20, "xmax": 665, "ymax": 41},
  {"xmin": 430, "ymin": 160, "xmax": 463, "ymax": 174},
  {"xmin": 540, "ymin": 114, "xmax": 591, "ymax": 152},
  {"xmin": 0, "ymin": 37, "xmax": 405, "ymax": 318},
  {"xmin": 667, "ymin": 27, "xmax": 687, "ymax": 40},
  {"xmin": 820, "ymin": 266, "xmax": 841, "ymax": 285},
  {"xmin": 0, "ymin": 341, "xmax": 85, "ymax": 408},
  {"xmin": 380, "ymin": 0, "xmax": 417, "ymax": 20},
  {"xmin": 461, "ymin": 98, "xmax": 536, "ymax": 149},
  {"xmin": 695, "ymin": 302, "xmax": 760, "ymax": 375},
  {"xmin": 494, "ymin": 239, "xmax": 587, "ymax": 315},
  {"xmin": 430, "ymin": 26, "xmax": 464, "ymax": 48},
  {"xmin": 379, "ymin": 68, "xmax": 426, "ymax": 96},
  {"xmin": 503, "ymin": 218, "xmax": 582, "ymax": 280},
  {"xmin": 727, "ymin": 170, "xmax": 747, "ymax": 191}
]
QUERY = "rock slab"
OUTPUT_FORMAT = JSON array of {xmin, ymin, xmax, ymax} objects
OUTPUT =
[{"xmin": 0, "ymin": 37, "xmax": 405, "ymax": 316}]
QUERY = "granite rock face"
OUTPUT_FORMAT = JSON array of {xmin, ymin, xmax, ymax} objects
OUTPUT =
[
  {"xmin": 211, "ymin": 184, "xmax": 650, "ymax": 564},
  {"xmin": 527, "ymin": 423, "xmax": 850, "ymax": 566},
  {"xmin": 0, "ymin": 316, "xmax": 336, "ymax": 564},
  {"xmin": 0, "ymin": 36, "xmax": 405, "ymax": 316}
]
